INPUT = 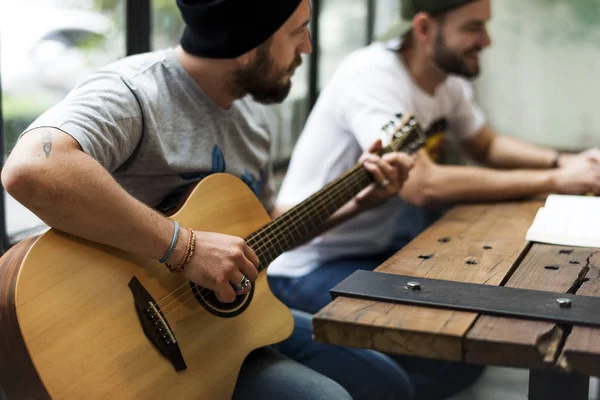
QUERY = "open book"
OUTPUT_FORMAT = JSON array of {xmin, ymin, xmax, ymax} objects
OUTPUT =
[{"xmin": 525, "ymin": 194, "xmax": 600, "ymax": 248}]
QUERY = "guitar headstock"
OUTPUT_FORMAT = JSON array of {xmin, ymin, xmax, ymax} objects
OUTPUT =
[{"xmin": 379, "ymin": 113, "xmax": 426, "ymax": 156}]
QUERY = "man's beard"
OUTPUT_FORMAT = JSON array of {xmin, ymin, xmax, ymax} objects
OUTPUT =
[
  {"xmin": 232, "ymin": 44, "xmax": 302, "ymax": 104},
  {"xmin": 432, "ymin": 29, "xmax": 481, "ymax": 79}
]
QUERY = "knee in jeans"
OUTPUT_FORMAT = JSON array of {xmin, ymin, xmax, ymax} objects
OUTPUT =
[
  {"xmin": 284, "ymin": 372, "xmax": 352, "ymax": 400},
  {"xmin": 364, "ymin": 358, "xmax": 415, "ymax": 400},
  {"xmin": 313, "ymin": 379, "xmax": 353, "ymax": 400}
]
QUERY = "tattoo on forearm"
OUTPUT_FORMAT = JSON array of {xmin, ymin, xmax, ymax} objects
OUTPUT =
[{"xmin": 42, "ymin": 132, "xmax": 52, "ymax": 158}]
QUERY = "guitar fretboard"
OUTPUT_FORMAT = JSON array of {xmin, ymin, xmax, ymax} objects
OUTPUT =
[
  {"xmin": 246, "ymin": 164, "xmax": 372, "ymax": 271},
  {"xmin": 245, "ymin": 115, "xmax": 425, "ymax": 272}
]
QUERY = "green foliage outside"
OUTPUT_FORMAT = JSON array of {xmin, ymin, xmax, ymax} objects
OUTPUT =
[{"xmin": 2, "ymin": 0, "xmax": 185, "ymax": 157}]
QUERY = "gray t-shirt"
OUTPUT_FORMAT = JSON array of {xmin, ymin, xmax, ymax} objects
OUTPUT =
[{"xmin": 23, "ymin": 48, "xmax": 276, "ymax": 213}]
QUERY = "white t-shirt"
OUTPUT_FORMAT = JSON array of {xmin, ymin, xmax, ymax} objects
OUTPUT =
[{"xmin": 267, "ymin": 39, "xmax": 485, "ymax": 278}]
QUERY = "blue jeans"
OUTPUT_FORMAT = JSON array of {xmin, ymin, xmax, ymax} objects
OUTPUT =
[
  {"xmin": 236, "ymin": 309, "xmax": 414, "ymax": 399},
  {"xmin": 268, "ymin": 254, "xmax": 484, "ymax": 400},
  {"xmin": 0, "ymin": 347, "xmax": 352, "ymax": 400},
  {"xmin": 234, "ymin": 344, "xmax": 352, "ymax": 400}
]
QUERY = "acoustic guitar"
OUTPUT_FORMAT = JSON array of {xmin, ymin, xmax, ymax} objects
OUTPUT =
[{"xmin": 0, "ymin": 114, "xmax": 425, "ymax": 399}]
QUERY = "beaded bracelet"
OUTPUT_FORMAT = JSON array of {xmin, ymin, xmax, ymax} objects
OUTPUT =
[
  {"xmin": 159, "ymin": 221, "xmax": 180, "ymax": 263},
  {"xmin": 165, "ymin": 227, "xmax": 195, "ymax": 273}
]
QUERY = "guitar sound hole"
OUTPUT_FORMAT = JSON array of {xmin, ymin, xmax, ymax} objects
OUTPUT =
[{"xmin": 190, "ymin": 283, "xmax": 254, "ymax": 318}]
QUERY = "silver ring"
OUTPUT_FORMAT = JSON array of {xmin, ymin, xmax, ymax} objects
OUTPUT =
[
  {"xmin": 378, "ymin": 179, "xmax": 391, "ymax": 188},
  {"xmin": 232, "ymin": 275, "xmax": 250, "ymax": 291}
]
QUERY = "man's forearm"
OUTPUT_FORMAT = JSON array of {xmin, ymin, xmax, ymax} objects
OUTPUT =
[
  {"xmin": 485, "ymin": 135, "xmax": 558, "ymax": 169},
  {"xmin": 404, "ymin": 164, "xmax": 557, "ymax": 208},
  {"xmin": 3, "ymin": 136, "xmax": 178, "ymax": 263}
]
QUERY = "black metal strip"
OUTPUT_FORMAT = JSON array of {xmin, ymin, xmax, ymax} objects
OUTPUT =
[
  {"xmin": 126, "ymin": 0, "xmax": 151, "ymax": 56},
  {"xmin": 330, "ymin": 270, "xmax": 600, "ymax": 327}
]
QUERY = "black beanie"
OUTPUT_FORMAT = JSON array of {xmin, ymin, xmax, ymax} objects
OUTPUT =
[{"xmin": 177, "ymin": 0, "xmax": 303, "ymax": 59}]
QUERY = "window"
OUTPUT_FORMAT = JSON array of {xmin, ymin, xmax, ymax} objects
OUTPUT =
[
  {"xmin": 374, "ymin": 0, "xmax": 400, "ymax": 41},
  {"xmin": 317, "ymin": 0, "xmax": 369, "ymax": 90},
  {"xmin": 151, "ymin": 0, "xmax": 185, "ymax": 51},
  {"xmin": 1, "ymin": 0, "xmax": 125, "ymax": 241}
]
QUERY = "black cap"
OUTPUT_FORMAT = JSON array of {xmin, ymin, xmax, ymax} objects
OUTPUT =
[
  {"xmin": 402, "ymin": 0, "xmax": 479, "ymax": 19},
  {"xmin": 177, "ymin": 0, "xmax": 303, "ymax": 59},
  {"xmin": 379, "ymin": 0, "xmax": 479, "ymax": 40}
]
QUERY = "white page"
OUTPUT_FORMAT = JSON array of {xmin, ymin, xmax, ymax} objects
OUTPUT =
[{"xmin": 525, "ymin": 194, "xmax": 600, "ymax": 248}]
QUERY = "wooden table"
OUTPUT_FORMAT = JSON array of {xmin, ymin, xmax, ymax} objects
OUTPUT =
[{"xmin": 312, "ymin": 200, "xmax": 600, "ymax": 400}]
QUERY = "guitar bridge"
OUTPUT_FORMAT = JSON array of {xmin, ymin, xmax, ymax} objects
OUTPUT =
[{"xmin": 129, "ymin": 277, "xmax": 187, "ymax": 371}]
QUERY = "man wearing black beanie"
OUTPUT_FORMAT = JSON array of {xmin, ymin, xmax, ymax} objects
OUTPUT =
[
  {"xmin": 2, "ymin": 0, "xmax": 417, "ymax": 399},
  {"xmin": 175, "ymin": 0, "xmax": 308, "ymax": 105}
]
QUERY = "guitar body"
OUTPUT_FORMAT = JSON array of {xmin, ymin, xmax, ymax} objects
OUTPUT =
[{"xmin": 0, "ymin": 173, "xmax": 294, "ymax": 399}]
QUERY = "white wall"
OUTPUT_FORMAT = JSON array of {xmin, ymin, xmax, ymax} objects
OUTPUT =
[{"xmin": 473, "ymin": 0, "xmax": 600, "ymax": 151}]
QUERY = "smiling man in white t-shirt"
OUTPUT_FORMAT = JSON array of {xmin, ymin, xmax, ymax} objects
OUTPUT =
[{"xmin": 267, "ymin": 0, "xmax": 600, "ymax": 398}]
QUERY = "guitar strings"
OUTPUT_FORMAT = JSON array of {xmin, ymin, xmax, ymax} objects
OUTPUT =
[
  {"xmin": 153, "ymin": 132, "xmax": 416, "ymax": 319},
  {"xmin": 156, "ymin": 167, "xmax": 368, "ymax": 316},
  {"xmin": 154, "ymin": 168, "xmax": 370, "ymax": 318},
  {"xmin": 239, "ymin": 125, "xmax": 419, "ymax": 273},
  {"xmin": 159, "ymin": 173, "xmax": 369, "ymax": 317},
  {"xmin": 151, "ymin": 165, "xmax": 360, "ymax": 304}
]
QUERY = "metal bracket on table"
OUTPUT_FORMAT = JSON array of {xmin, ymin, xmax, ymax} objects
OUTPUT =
[{"xmin": 330, "ymin": 270, "xmax": 600, "ymax": 327}]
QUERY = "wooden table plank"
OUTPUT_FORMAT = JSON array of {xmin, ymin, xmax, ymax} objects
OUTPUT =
[
  {"xmin": 464, "ymin": 245, "xmax": 594, "ymax": 369},
  {"xmin": 558, "ymin": 252, "xmax": 600, "ymax": 377},
  {"xmin": 313, "ymin": 201, "xmax": 541, "ymax": 360}
]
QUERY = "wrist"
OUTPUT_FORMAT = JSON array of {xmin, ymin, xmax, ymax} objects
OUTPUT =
[
  {"xmin": 550, "ymin": 151, "xmax": 572, "ymax": 169},
  {"xmin": 159, "ymin": 221, "xmax": 180, "ymax": 263},
  {"xmin": 165, "ymin": 227, "xmax": 195, "ymax": 273},
  {"xmin": 166, "ymin": 226, "xmax": 190, "ymax": 266},
  {"xmin": 547, "ymin": 168, "xmax": 563, "ymax": 193}
]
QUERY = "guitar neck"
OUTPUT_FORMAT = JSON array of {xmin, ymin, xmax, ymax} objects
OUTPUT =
[
  {"xmin": 246, "ymin": 114, "xmax": 425, "ymax": 271},
  {"xmin": 246, "ymin": 161, "xmax": 374, "ymax": 271}
]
